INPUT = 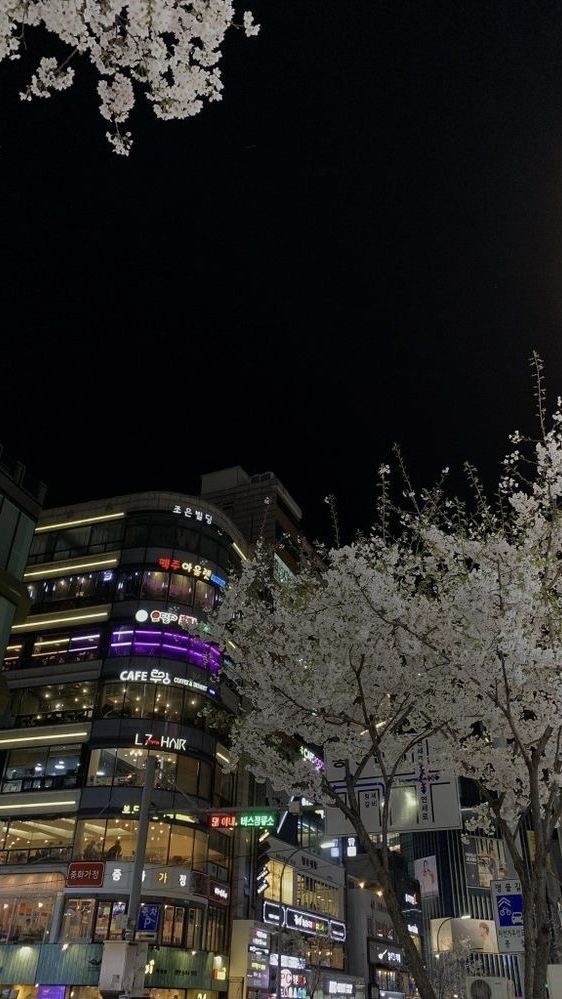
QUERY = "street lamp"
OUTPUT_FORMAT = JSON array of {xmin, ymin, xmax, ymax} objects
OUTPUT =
[{"xmin": 435, "ymin": 914, "xmax": 470, "ymax": 957}]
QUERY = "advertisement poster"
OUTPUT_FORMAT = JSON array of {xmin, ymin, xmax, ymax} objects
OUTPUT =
[
  {"xmin": 414, "ymin": 856, "xmax": 439, "ymax": 898},
  {"xmin": 430, "ymin": 917, "xmax": 498, "ymax": 954},
  {"xmin": 462, "ymin": 836, "xmax": 514, "ymax": 889}
]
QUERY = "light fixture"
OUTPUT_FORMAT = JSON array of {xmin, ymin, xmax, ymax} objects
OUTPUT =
[
  {"xmin": 24, "ymin": 557, "xmax": 119, "ymax": 579},
  {"xmin": 35, "ymin": 511, "xmax": 125, "ymax": 533}
]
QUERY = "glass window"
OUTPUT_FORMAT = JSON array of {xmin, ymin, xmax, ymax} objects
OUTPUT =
[
  {"xmin": 162, "ymin": 904, "xmax": 175, "ymax": 944},
  {"xmin": 147, "ymin": 523, "xmax": 176, "ymax": 548},
  {"xmin": 168, "ymin": 573, "xmax": 195, "ymax": 605},
  {"xmin": 176, "ymin": 756, "xmax": 199, "ymax": 796},
  {"xmin": 194, "ymin": 580, "xmax": 215, "ymax": 612},
  {"xmin": 28, "ymin": 532, "xmax": 56, "ymax": 563},
  {"xmin": 141, "ymin": 571, "xmax": 169, "ymax": 601},
  {"xmin": 87, "ymin": 749, "xmax": 117, "ymax": 786},
  {"xmin": 295, "ymin": 875, "xmax": 339, "ymax": 917},
  {"xmin": 7, "ymin": 512, "xmax": 34, "ymax": 577},
  {"xmin": 265, "ymin": 861, "xmax": 293, "ymax": 904},
  {"xmin": 2, "ymin": 743, "xmax": 80, "ymax": 790},
  {"xmin": 185, "ymin": 906, "xmax": 202, "ymax": 949},
  {"xmin": 169, "ymin": 825, "xmax": 194, "ymax": 866},
  {"xmin": 1, "ymin": 817, "xmax": 75, "ymax": 863},
  {"xmin": 94, "ymin": 901, "xmax": 112, "ymax": 941},
  {"xmin": 0, "ymin": 499, "xmax": 19, "ymax": 570},
  {"xmin": 2, "ymin": 639, "xmax": 22, "ymax": 669},
  {"xmin": 62, "ymin": 898, "xmax": 95, "ymax": 941},
  {"xmin": 193, "ymin": 830, "xmax": 208, "ymax": 871},
  {"xmin": 10, "ymin": 897, "xmax": 53, "ymax": 942},
  {"xmin": 15, "ymin": 682, "xmax": 94, "ymax": 723},
  {"xmin": 173, "ymin": 906, "xmax": 185, "ymax": 946},
  {"xmin": 54, "ymin": 526, "xmax": 91, "ymax": 556},
  {"xmin": 208, "ymin": 831, "xmax": 231, "ymax": 875},
  {"xmin": 115, "ymin": 569, "xmax": 142, "ymax": 601},
  {"xmin": 109, "ymin": 901, "xmax": 127, "ymax": 939},
  {"xmin": 175, "ymin": 527, "xmax": 199, "ymax": 553},
  {"xmin": 90, "ymin": 521, "xmax": 124, "ymax": 548}
]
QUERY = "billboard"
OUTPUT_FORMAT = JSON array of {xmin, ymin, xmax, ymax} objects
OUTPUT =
[
  {"xmin": 414, "ymin": 856, "xmax": 439, "ymax": 898},
  {"xmin": 325, "ymin": 741, "xmax": 460, "ymax": 835},
  {"xmin": 463, "ymin": 837, "xmax": 514, "ymax": 889},
  {"xmin": 430, "ymin": 918, "xmax": 498, "ymax": 955}
]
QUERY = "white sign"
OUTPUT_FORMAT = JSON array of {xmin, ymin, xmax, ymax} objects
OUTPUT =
[
  {"xmin": 491, "ymin": 879, "xmax": 524, "ymax": 953},
  {"xmin": 326, "ymin": 740, "xmax": 460, "ymax": 835},
  {"xmin": 134, "ymin": 732, "xmax": 188, "ymax": 752},
  {"xmin": 172, "ymin": 505, "xmax": 213, "ymax": 524},
  {"xmin": 135, "ymin": 608, "xmax": 197, "ymax": 629},
  {"xmin": 118, "ymin": 668, "xmax": 208, "ymax": 693},
  {"xmin": 328, "ymin": 983, "xmax": 354, "ymax": 995}
]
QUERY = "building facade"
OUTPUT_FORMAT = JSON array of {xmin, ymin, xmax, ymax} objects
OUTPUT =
[
  {"xmin": 0, "ymin": 446, "xmax": 45, "ymax": 663},
  {"xmin": 0, "ymin": 491, "xmax": 248, "ymax": 999}
]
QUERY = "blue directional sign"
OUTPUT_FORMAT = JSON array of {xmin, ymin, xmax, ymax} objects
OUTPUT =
[
  {"xmin": 137, "ymin": 902, "xmax": 160, "ymax": 938},
  {"xmin": 496, "ymin": 893, "xmax": 523, "ymax": 928},
  {"xmin": 491, "ymin": 880, "xmax": 524, "ymax": 952}
]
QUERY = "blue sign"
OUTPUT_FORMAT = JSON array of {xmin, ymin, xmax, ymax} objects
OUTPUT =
[
  {"xmin": 137, "ymin": 902, "xmax": 160, "ymax": 936},
  {"xmin": 496, "ymin": 893, "xmax": 524, "ymax": 928}
]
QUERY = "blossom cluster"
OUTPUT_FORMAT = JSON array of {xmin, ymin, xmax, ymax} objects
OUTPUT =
[{"xmin": 4, "ymin": 0, "xmax": 259, "ymax": 154}]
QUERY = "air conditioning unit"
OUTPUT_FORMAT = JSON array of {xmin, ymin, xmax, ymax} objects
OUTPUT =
[{"xmin": 466, "ymin": 977, "xmax": 515, "ymax": 999}]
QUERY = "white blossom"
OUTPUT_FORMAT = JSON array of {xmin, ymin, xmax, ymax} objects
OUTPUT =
[
  {"xmin": 4, "ymin": 1, "xmax": 260, "ymax": 154},
  {"xmin": 243, "ymin": 11, "xmax": 260, "ymax": 37},
  {"xmin": 213, "ymin": 391, "xmax": 562, "ymax": 999}
]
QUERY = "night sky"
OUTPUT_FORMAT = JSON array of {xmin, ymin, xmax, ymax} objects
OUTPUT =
[{"xmin": 3, "ymin": 0, "xmax": 562, "ymax": 541}]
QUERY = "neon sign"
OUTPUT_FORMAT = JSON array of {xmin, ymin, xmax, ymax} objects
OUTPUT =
[
  {"xmin": 208, "ymin": 812, "xmax": 277, "ymax": 830},
  {"xmin": 136, "ymin": 608, "xmax": 198, "ymax": 628},
  {"xmin": 300, "ymin": 745, "xmax": 324, "ymax": 770},
  {"xmin": 172, "ymin": 505, "xmax": 213, "ymax": 524}
]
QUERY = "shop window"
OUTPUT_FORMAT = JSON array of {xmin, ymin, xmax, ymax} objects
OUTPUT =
[
  {"xmin": 295, "ymin": 874, "xmax": 339, "ymax": 917},
  {"xmin": 62, "ymin": 898, "xmax": 95, "ymax": 941},
  {"xmin": 175, "ymin": 527, "xmax": 199, "ymax": 553},
  {"xmin": 0, "ymin": 818, "xmax": 74, "ymax": 863},
  {"xmin": 172, "ymin": 906, "xmax": 185, "ymax": 946},
  {"xmin": 194, "ymin": 580, "xmax": 215, "ymax": 612},
  {"xmin": 168, "ymin": 573, "xmax": 195, "ymax": 605},
  {"xmin": 141, "ymin": 571, "xmax": 169, "ymax": 601},
  {"xmin": 87, "ymin": 747, "xmax": 176, "ymax": 790},
  {"xmin": 169, "ymin": 825, "xmax": 195, "ymax": 866},
  {"xmin": 89, "ymin": 520, "xmax": 124, "ymax": 549},
  {"xmin": 14, "ymin": 682, "xmax": 94, "ymax": 724},
  {"xmin": 206, "ymin": 905, "xmax": 227, "ymax": 953},
  {"xmin": 115, "ymin": 569, "xmax": 143, "ymax": 601},
  {"xmin": 264, "ymin": 861, "xmax": 293, "ymax": 905},
  {"xmin": 9, "ymin": 897, "xmax": 53, "ymax": 943},
  {"xmin": 185, "ymin": 906, "xmax": 202, "ymax": 949},
  {"xmin": 30, "ymin": 631, "xmax": 100, "ymax": 667},
  {"xmin": 207, "ymin": 831, "xmax": 231, "ymax": 877},
  {"xmin": 2, "ymin": 642, "xmax": 22, "ymax": 669},
  {"xmin": 162, "ymin": 904, "xmax": 175, "ymax": 945},
  {"xmin": 94, "ymin": 901, "xmax": 112, "ymax": 941},
  {"xmin": 2, "ymin": 744, "xmax": 81, "ymax": 793},
  {"xmin": 54, "ymin": 526, "xmax": 91, "ymax": 557}
]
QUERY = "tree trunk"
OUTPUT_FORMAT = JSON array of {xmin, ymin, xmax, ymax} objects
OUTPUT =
[{"xmin": 361, "ymin": 835, "xmax": 437, "ymax": 999}]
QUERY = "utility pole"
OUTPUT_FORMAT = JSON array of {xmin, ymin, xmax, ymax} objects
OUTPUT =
[{"xmin": 126, "ymin": 755, "xmax": 157, "ymax": 941}]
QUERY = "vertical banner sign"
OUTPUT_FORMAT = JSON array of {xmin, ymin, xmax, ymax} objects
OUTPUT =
[{"xmin": 491, "ymin": 879, "xmax": 524, "ymax": 952}]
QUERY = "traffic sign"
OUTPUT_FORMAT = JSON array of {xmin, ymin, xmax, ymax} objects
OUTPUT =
[{"xmin": 491, "ymin": 879, "xmax": 524, "ymax": 952}]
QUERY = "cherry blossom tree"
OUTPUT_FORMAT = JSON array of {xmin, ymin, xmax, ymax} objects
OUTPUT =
[
  {"xmin": 2, "ymin": 1, "xmax": 259, "ymax": 154},
  {"xmin": 215, "ymin": 357, "xmax": 562, "ymax": 999}
]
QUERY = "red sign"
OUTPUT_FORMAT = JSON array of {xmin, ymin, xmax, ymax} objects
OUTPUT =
[
  {"xmin": 66, "ymin": 862, "xmax": 105, "ymax": 887},
  {"xmin": 208, "ymin": 813, "xmax": 237, "ymax": 829}
]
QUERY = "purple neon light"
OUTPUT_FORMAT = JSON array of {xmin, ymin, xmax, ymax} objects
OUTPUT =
[{"xmin": 109, "ymin": 625, "xmax": 221, "ymax": 674}]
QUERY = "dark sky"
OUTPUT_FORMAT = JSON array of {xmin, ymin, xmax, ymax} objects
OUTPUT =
[{"xmin": 3, "ymin": 0, "xmax": 562, "ymax": 540}]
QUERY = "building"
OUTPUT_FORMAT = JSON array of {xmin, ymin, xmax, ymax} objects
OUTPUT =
[
  {"xmin": 0, "ymin": 445, "xmax": 45, "ymax": 662},
  {"xmin": 200, "ymin": 467, "xmax": 308, "ymax": 579},
  {"xmin": 401, "ymin": 782, "xmax": 524, "ymax": 996},
  {"xmin": 0, "ymin": 490, "xmax": 249, "ymax": 999}
]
